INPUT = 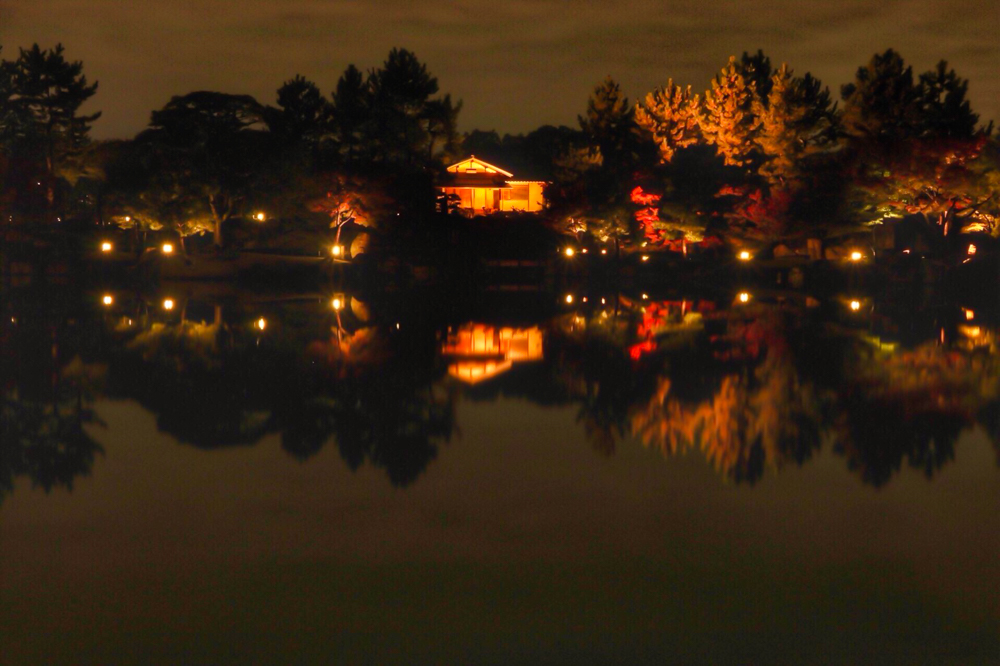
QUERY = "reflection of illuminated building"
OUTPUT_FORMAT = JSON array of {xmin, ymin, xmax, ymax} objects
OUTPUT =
[{"xmin": 442, "ymin": 324, "xmax": 544, "ymax": 384}]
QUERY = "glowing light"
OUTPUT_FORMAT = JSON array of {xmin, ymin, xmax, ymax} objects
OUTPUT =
[
  {"xmin": 964, "ymin": 308, "xmax": 975, "ymax": 320},
  {"xmin": 641, "ymin": 255, "xmax": 650, "ymax": 262},
  {"xmin": 564, "ymin": 247, "xmax": 575, "ymax": 258},
  {"xmin": 331, "ymin": 245, "xmax": 343, "ymax": 257},
  {"xmin": 102, "ymin": 294, "xmax": 114, "ymax": 306},
  {"xmin": 738, "ymin": 292, "xmax": 750, "ymax": 304},
  {"xmin": 254, "ymin": 212, "xmax": 266, "ymax": 222},
  {"xmin": 256, "ymin": 318, "xmax": 267, "ymax": 331},
  {"xmin": 331, "ymin": 297, "xmax": 344, "ymax": 311},
  {"xmin": 601, "ymin": 298, "xmax": 606, "ymax": 305},
  {"xmin": 100, "ymin": 242, "xmax": 113, "ymax": 253},
  {"xmin": 565, "ymin": 294, "xmax": 574, "ymax": 305},
  {"xmin": 162, "ymin": 243, "xmax": 174, "ymax": 254},
  {"xmin": 850, "ymin": 300, "xmax": 861, "ymax": 311},
  {"xmin": 960, "ymin": 325, "xmax": 981, "ymax": 338},
  {"xmin": 600, "ymin": 249, "xmax": 607, "ymax": 255},
  {"xmin": 124, "ymin": 216, "xmax": 131, "ymax": 222},
  {"xmin": 902, "ymin": 249, "xmax": 911, "ymax": 254},
  {"xmin": 162, "ymin": 299, "xmax": 175, "ymax": 311},
  {"xmin": 738, "ymin": 250, "xmax": 752, "ymax": 261},
  {"xmin": 582, "ymin": 297, "xmax": 588, "ymax": 303},
  {"xmin": 642, "ymin": 293, "xmax": 648, "ymax": 300},
  {"xmin": 581, "ymin": 248, "xmax": 588, "ymax": 254},
  {"xmin": 849, "ymin": 251, "xmax": 863, "ymax": 262},
  {"xmin": 967, "ymin": 243, "xmax": 977, "ymax": 256}
]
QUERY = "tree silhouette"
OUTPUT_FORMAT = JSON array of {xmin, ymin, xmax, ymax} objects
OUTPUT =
[
  {"xmin": 136, "ymin": 91, "xmax": 274, "ymax": 248},
  {"xmin": 1, "ymin": 43, "xmax": 100, "ymax": 207},
  {"xmin": 329, "ymin": 64, "xmax": 368, "ymax": 165}
]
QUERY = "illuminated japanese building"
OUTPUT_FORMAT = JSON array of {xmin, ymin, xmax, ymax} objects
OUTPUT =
[{"xmin": 438, "ymin": 156, "xmax": 547, "ymax": 215}]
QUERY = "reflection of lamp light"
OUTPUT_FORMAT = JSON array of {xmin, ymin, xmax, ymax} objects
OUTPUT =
[
  {"xmin": 162, "ymin": 243, "xmax": 174, "ymax": 254},
  {"xmin": 256, "ymin": 318, "xmax": 267, "ymax": 331},
  {"xmin": 849, "ymin": 251, "xmax": 862, "ymax": 262},
  {"xmin": 850, "ymin": 300, "xmax": 861, "ymax": 311},
  {"xmin": 964, "ymin": 308, "xmax": 975, "ymax": 320},
  {"xmin": 738, "ymin": 250, "xmax": 751, "ymax": 261},
  {"xmin": 738, "ymin": 292, "xmax": 750, "ymax": 304},
  {"xmin": 642, "ymin": 293, "xmax": 648, "ymax": 300},
  {"xmin": 565, "ymin": 294, "xmax": 574, "ymax": 304},
  {"xmin": 564, "ymin": 247, "xmax": 575, "ymax": 258},
  {"xmin": 641, "ymin": 255, "xmax": 649, "ymax": 262},
  {"xmin": 968, "ymin": 244, "xmax": 977, "ymax": 256},
  {"xmin": 102, "ymin": 294, "xmax": 113, "ymax": 306},
  {"xmin": 331, "ymin": 244, "xmax": 343, "ymax": 257},
  {"xmin": 101, "ymin": 242, "xmax": 113, "ymax": 253},
  {"xmin": 162, "ymin": 298, "xmax": 175, "ymax": 310}
]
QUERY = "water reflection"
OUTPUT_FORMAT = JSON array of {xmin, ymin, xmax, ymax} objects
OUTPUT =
[{"xmin": 3, "ymin": 282, "xmax": 1000, "ymax": 502}]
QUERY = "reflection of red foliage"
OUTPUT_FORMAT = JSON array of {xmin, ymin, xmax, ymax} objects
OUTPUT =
[
  {"xmin": 629, "ymin": 340, "xmax": 656, "ymax": 360},
  {"xmin": 630, "ymin": 186, "xmax": 661, "ymax": 206}
]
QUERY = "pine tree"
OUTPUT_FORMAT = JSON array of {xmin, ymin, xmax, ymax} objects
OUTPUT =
[
  {"xmin": 368, "ymin": 48, "xmax": 439, "ymax": 164},
  {"xmin": 423, "ymin": 93, "xmax": 462, "ymax": 162},
  {"xmin": 3, "ymin": 43, "xmax": 100, "ymax": 205},
  {"xmin": 700, "ymin": 56, "xmax": 760, "ymax": 168},
  {"xmin": 753, "ymin": 64, "xmax": 839, "ymax": 185},
  {"xmin": 841, "ymin": 49, "xmax": 919, "ymax": 144},
  {"xmin": 579, "ymin": 76, "xmax": 636, "ymax": 167},
  {"xmin": 634, "ymin": 79, "xmax": 701, "ymax": 163},
  {"xmin": 330, "ymin": 64, "xmax": 369, "ymax": 165},
  {"xmin": 917, "ymin": 61, "xmax": 979, "ymax": 139},
  {"xmin": 737, "ymin": 49, "xmax": 774, "ymax": 105},
  {"xmin": 275, "ymin": 75, "xmax": 327, "ymax": 144}
]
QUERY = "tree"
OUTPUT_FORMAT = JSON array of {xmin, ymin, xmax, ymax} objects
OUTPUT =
[
  {"xmin": 274, "ymin": 74, "xmax": 327, "ymax": 145},
  {"xmin": 842, "ymin": 53, "xmax": 989, "ymax": 239},
  {"xmin": 753, "ymin": 64, "xmax": 840, "ymax": 186},
  {"xmin": 329, "ymin": 64, "xmax": 369, "ymax": 164},
  {"xmin": 700, "ymin": 56, "xmax": 761, "ymax": 168},
  {"xmin": 136, "ymin": 91, "xmax": 272, "ymax": 248},
  {"xmin": 579, "ymin": 77, "xmax": 638, "ymax": 171},
  {"xmin": 737, "ymin": 49, "xmax": 774, "ymax": 104},
  {"xmin": 916, "ymin": 60, "xmax": 980, "ymax": 140},
  {"xmin": 635, "ymin": 80, "xmax": 702, "ymax": 163},
  {"xmin": 423, "ymin": 93, "xmax": 462, "ymax": 162},
  {"xmin": 841, "ymin": 49, "xmax": 919, "ymax": 145},
  {"xmin": 2, "ymin": 43, "xmax": 100, "ymax": 206},
  {"xmin": 367, "ymin": 48, "xmax": 439, "ymax": 164}
]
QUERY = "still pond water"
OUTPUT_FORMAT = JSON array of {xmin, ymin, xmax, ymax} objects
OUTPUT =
[{"xmin": 1, "ymin": 280, "xmax": 998, "ymax": 664}]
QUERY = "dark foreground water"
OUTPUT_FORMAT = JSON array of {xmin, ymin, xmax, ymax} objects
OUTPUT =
[{"xmin": 2, "ymin": 280, "xmax": 998, "ymax": 664}]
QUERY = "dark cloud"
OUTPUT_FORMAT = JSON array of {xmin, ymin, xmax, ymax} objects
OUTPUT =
[{"xmin": 3, "ymin": 0, "xmax": 997, "ymax": 138}]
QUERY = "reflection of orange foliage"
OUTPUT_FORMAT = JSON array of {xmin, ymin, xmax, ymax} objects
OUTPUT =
[
  {"xmin": 631, "ymin": 313, "xmax": 820, "ymax": 482},
  {"xmin": 306, "ymin": 327, "xmax": 383, "ymax": 376}
]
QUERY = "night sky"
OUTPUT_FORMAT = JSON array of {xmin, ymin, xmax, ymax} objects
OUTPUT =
[{"xmin": 3, "ymin": 0, "xmax": 997, "ymax": 139}]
